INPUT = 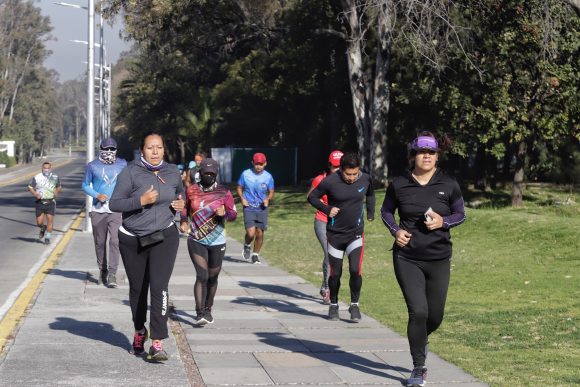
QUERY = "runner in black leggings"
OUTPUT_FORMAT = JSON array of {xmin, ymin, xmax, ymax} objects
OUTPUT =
[
  {"xmin": 308, "ymin": 152, "xmax": 375, "ymax": 322},
  {"xmin": 110, "ymin": 131, "xmax": 185, "ymax": 362},
  {"xmin": 180, "ymin": 158, "xmax": 237, "ymax": 325},
  {"xmin": 381, "ymin": 132, "xmax": 465, "ymax": 387}
]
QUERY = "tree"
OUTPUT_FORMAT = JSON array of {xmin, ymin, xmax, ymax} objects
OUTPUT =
[
  {"xmin": 0, "ymin": 0, "xmax": 55, "ymax": 163},
  {"xmin": 334, "ymin": 0, "xmax": 478, "ymax": 185}
]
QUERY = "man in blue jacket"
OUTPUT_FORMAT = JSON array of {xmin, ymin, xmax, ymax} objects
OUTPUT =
[{"xmin": 82, "ymin": 137, "xmax": 127, "ymax": 287}]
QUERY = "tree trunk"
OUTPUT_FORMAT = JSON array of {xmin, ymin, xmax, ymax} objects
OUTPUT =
[
  {"xmin": 511, "ymin": 140, "xmax": 527, "ymax": 207},
  {"xmin": 370, "ymin": 6, "xmax": 392, "ymax": 186},
  {"xmin": 341, "ymin": 0, "xmax": 371, "ymax": 169}
]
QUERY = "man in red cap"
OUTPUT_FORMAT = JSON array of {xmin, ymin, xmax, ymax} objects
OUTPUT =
[
  {"xmin": 236, "ymin": 152, "xmax": 275, "ymax": 264},
  {"xmin": 307, "ymin": 150, "xmax": 343, "ymax": 304}
]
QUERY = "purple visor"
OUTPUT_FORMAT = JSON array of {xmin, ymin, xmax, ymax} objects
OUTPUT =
[{"xmin": 411, "ymin": 136, "xmax": 438, "ymax": 151}]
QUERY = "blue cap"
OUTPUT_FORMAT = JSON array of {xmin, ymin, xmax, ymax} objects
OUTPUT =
[{"xmin": 100, "ymin": 137, "xmax": 117, "ymax": 149}]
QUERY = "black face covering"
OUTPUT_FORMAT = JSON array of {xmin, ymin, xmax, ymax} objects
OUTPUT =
[{"xmin": 200, "ymin": 174, "xmax": 216, "ymax": 188}]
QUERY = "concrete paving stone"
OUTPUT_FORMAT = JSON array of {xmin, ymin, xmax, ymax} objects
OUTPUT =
[
  {"xmin": 275, "ymin": 317, "xmax": 381, "ymax": 330},
  {"xmin": 24, "ymin": 304, "xmax": 131, "ymax": 318},
  {"xmin": 372, "ymin": 351, "xmax": 484, "ymax": 385},
  {"xmin": 289, "ymin": 327, "xmax": 406, "ymax": 341},
  {"xmin": 178, "ymin": 315, "xmax": 286, "ymax": 330},
  {"xmin": 188, "ymin": 336, "xmax": 309, "ymax": 354},
  {"xmin": 232, "ymin": 282, "xmax": 321, "ymax": 296},
  {"xmin": 194, "ymin": 352, "xmax": 262, "ymax": 368},
  {"xmin": 200, "ymin": 366, "xmax": 274, "ymax": 385},
  {"xmin": 12, "ymin": 316, "xmax": 135, "ymax": 345},
  {"xmin": 299, "ymin": 337, "xmax": 409, "ymax": 353},
  {"xmin": 370, "ymin": 350, "xmax": 413, "ymax": 371},
  {"xmin": 0, "ymin": 342, "xmax": 188, "ymax": 385},
  {"xmin": 312, "ymin": 351, "xmax": 406, "ymax": 385},
  {"xmin": 265, "ymin": 365, "xmax": 344, "ymax": 385}
]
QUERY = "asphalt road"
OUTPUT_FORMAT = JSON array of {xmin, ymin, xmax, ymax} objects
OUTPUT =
[{"xmin": 0, "ymin": 156, "xmax": 86, "ymax": 317}]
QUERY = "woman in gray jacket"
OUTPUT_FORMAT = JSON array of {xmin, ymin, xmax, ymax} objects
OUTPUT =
[{"xmin": 110, "ymin": 131, "xmax": 185, "ymax": 362}]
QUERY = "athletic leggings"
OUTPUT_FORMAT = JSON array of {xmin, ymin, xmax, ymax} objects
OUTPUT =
[
  {"xmin": 314, "ymin": 219, "xmax": 329, "ymax": 290},
  {"xmin": 187, "ymin": 239, "xmax": 225, "ymax": 314},
  {"xmin": 327, "ymin": 231, "xmax": 364, "ymax": 304},
  {"xmin": 393, "ymin": 253, "xmax": 450, "ymax": 368},
  {"xmin": 118, "ymin": 226, "xmax": 179, "ymax": 340}
]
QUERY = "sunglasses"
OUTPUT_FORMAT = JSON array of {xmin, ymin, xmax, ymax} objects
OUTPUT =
[{"xmin": 101, "ymin": 147, "xmax": 116, "ymax": 151}]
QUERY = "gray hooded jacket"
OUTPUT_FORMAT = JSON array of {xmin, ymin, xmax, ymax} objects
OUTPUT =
[{"xmin": 109, "ymin": 160, "xmax": 184, "ymax": 237}]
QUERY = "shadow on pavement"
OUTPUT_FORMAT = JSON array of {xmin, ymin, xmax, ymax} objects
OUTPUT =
[
  {"xmin": 256, "ymin": 331, "xmax": 408, "ymax": 384},
  {"xmin": 48, "ymin": 268, "xmax": 91, "ymax": 282},
  {"xmin": 49, "ymin": 317, "xmax": 131, "ymax": 352},
  {"xmin": 237, "ymin": 281, "xmax": 320, "ymax": 302},
  {"xmin": 231, "ymin": 296, "xmax": 322, "ymax": 318},
  {"xmin": 12, "ymin": 236, "xmax": 45, "ymax": 244}
]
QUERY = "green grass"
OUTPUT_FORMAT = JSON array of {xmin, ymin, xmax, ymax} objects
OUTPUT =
[{"xmin": 226, "ymin": 184, "xmax": 580, "ymax": 386}]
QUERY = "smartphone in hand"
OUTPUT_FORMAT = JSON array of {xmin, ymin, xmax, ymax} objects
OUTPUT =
[{"xmin": 424, "ymin": 207, "xmax": 433, "ymax": 222}]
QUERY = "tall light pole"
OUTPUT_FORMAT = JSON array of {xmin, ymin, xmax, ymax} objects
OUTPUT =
[
  {"xmin": 86, "ymin": 0, "xmax": 95, "ymax": 232},
  {"xmin": 53, "ymin": 1, "xmax": 95, "ymax": 232}
]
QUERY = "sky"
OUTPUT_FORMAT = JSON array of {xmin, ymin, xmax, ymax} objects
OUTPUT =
[{"xmin": 38, "ymin": 1, "xmax": 131, "ymax": 82}]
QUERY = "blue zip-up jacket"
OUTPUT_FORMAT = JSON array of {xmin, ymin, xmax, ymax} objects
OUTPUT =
[{"xmin": 82, "ymin": 158, "xmax": 127, "ymax": 211}]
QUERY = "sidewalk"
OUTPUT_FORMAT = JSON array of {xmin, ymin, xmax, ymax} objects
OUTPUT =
[{"xmin": 0, "ymin": 218, "xmax": 488, "ymax": 386}]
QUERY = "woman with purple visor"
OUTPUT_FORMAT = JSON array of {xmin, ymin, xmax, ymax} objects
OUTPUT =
[{"xmin": 380, "ymin": 131, "xmax": 466, "ymax": 387}]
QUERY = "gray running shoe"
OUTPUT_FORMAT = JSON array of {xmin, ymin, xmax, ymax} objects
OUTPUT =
[
  {"xmin": 407, "ymin": 366, "xmax": 427, "ymax": 387},
  {"xmin": 107, "ymin": 273, "xmax": 118, "ymax": 288},
  {"xmin": 251, "ymin": 253, "xmax": 261, "ymax": 264},
  {"xmin": 328, "ymin": 304, "xmax": 339, "ymax": 321},
  {"xmin": 242, "ymin": 244, "xmax": 251, "ymax": 260},
  {"xmin": 44, "ymin": 238, "xmax": 50, "ymax": 245},
  {"xmin": 348, "ymin": 304, "xmax": 361, "ymax": 321},
  {"xmin": 147, "ymin": 340, "xmax": 168, "ymax": 362}
]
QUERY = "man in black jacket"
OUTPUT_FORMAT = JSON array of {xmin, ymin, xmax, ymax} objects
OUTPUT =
[{"xmin": 307, "ymin": 152, "xmax": 375, "ymax": 321}]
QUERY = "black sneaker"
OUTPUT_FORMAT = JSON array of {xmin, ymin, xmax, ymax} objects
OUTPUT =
[
  {"xmin": 147, "ymin": 340, "xmax": 168, "ymax": 362},
  {"xmin": 203, "ymin": 308, "xmax": 214, "ymax": 324},
  {"xmin": 251, "ymin": 253, "xmax": 261, "ymax": 264},
  {"xmin": 44, "ymin": 238, "xmax": 50, "ymax": 245},
  {"xmin": 38, "ymin": 225, "xmax": 46, "ymax": 240},
  {"xmin": 107, "ymin": 273, "xmax": 118, "ymax": 288},
  {"xmin": 98, "ymin": 270, "xmax": 108, "ymax": 286},
  {"xmin": 242, "ymin": 244, "xmax": 251, "ymax": 260},
  {"xmin": 193, "ymin": 309, "xmax": 208, "ymax": 325},
  {"xmin": 348, "ymin": 303, "xmax": 361, "ymax": 321},
  {"xmin": 328, "ymin": 304, "xmax": 339, "ymax": 321},
  {"xmin": 131, "ymin": 328, "xmax": 148, "ymax": 355},
  {"xmin": 407, "ymin": 366, "xmax": 427, "ymax": 387}
]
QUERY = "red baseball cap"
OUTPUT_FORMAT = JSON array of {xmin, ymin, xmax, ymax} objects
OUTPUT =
[
  {"xmin": 328, "ymin": 150, "xmax": 344, "ymax": 167},
  {"xmin": 253, "ymin": 153, "xmax": 267, "ymax": 164}
]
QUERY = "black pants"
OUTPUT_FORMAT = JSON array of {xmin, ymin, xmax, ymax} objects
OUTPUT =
[
  {"xmin": 187, "ymin": 239, "xmax": 225, "ymax": 314},
  {"xmin": 118, "ymin": 226, "xmax": 179, "ymax": 340},
  {"xmin": 327, "ymin": 231, "xmax": 364, "ymax": 304},
  {"xmin": 393, "ymin": 253, "xmax": 450, "ymax": 368}
]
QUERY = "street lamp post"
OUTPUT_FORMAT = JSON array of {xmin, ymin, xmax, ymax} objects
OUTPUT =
[
  {"xmin": 53, "ymin": 1, "xmax": 95, "ymax": 232},
  {"xmin": 86, "ymin": 0, "xmax": 95, "ymax": 232}
]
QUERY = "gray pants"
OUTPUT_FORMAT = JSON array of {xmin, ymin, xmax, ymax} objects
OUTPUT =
[
  {"xmin": 90, "ymin": 212, "xmax": 122, "ymax": 274},
  {"xmin": 314, "ymin": 219, "xmax": 329, "ymax": 290}
]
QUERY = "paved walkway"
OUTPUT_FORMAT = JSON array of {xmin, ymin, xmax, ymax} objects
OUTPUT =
[{"xmin": 0, "ymin": 214, "xmax": 487, "ymax": 386}]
